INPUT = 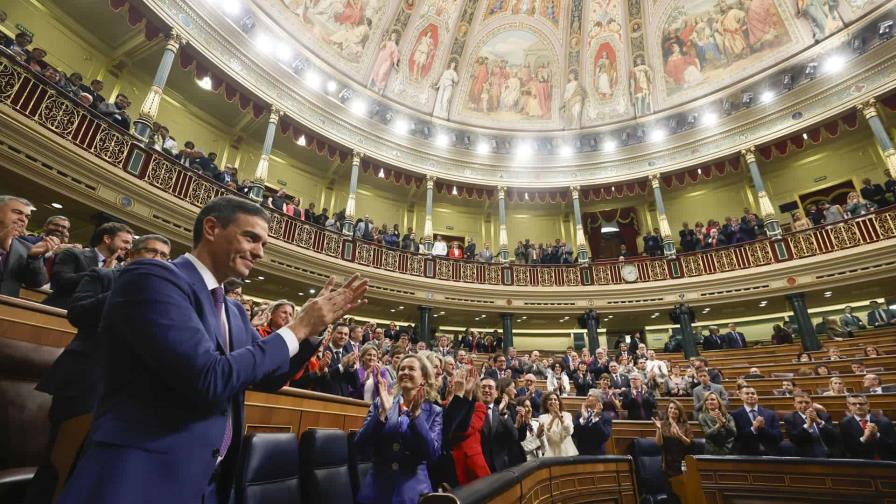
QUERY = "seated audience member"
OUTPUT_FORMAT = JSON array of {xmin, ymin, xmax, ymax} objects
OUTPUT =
[
  {"xmin": 255, "ymin": 300, "xmax": 294, "ymax": 338},
  {"xmin": 665, "ymin": 364, "xmax": 690, "ymax": 397},
  {"xmin": 864, "ymin": 374, "xmax": 884, "ymax": 394},
  {"xmin": 702, "ymin": 325, "xmax": 725, "ymax": 350},
  {"xmin": 355, "ymin": 354, "xmax": 442, "ymax": 504},
  {"xmin": 823, "ymin": 376, "xmax": 847, "ymax": 396},
  {"xmin": 479, "ymin": 378, "xmax": 518, "ymax": 472},
  {"xmin": 814, "ymin": 364, "xmax": 831, "ymax": 376},
  {"xmin": 96, "ymin": 93, "xmax": 131, "ymax": 130},
  {"xmin": 0, "ymin": 196, "xmax": 53, "ymax": 297},
  {"xmin": 698, "ymin": 391, "xmax": 736, "ymax": 455},
  {"xmin": 691, "ymin": 357, "xmax": 723, "ymax": 386},
  {"xmin": 867, "ymin": 300, "xmax": 896, "ymax": 327},
  {"xmin": 840, "ymin": 305, "xmax": 867, "ymax": 331},
  {"xmin": 30, "ymin": 234, "xmax": 171, "ymax": 502},
  {"xmin": 43, "ymin": 221, "xmax": 133, "ymax": 309},
  {"xmin": 573, "ymin": 389, "xmax": 613, "ymax": 455},
  {"xmin": 780, "ymin": 378, "xmax": 797, "ymax": 396},
  {"xmin": 692, "ymin": 368, "xmax": 729, "ymax": 412},
  {"xmin": 516, "ymin": 373, "xmax": 543, "ymax": 416},
  {"xmin": 571, "ymin": 361, "xmax": 594, "ymax": 397},
  {"xmin": 320, "ymin": 322, "xmax": 360, "ymax": 397},
  {"xmin": 724, "ymin": 323, "xmax": 748, "ymax": 349},
  {"xmin": 840, "ymin": 393, "xmax": 896, "ymax": 461},
  {"xmin": 822, "ymin": 317, "xmax": 851, "ymax": 340},
  {"xmin": 743, "ymin": 367, "xmax": 764, "ymax": 379},
  {"xmin": 431, "ymin": 235, "xmax": 448, "ymax": 256},
  {"xmin": 770, "ymin": 323, "xmax": 793, "ymax": 345},
  {"xmin": 852, "ymin": 361, "xmax": 867, "ymax": 375},
  {"xmin": 222, "ymin": 277, "xmax": 243, "ymax": 300},
  {"xmin": 784, "ymin": 392, "xmax": 840, "ymax": 458},
  {"xmin": 825, "ymin": 346, "xmax": 843, "ymax": 360},
  {"xmin": 796, "ymin": 351, "xmax": 814, "ymax": 363},
  {"xmin": 536, "ymin": 392, "xmax": 578, "ymax": 456},
  {"xmin": 620, "ymin": 374, "xmax": 656, "ymax": 421},
  {"xmin": 547, "ymin": 361, "xmax": 571, "ymax": 397},
  {"xmin": 864, "ymin": 345, "xmax": 884, "ymax": 358},
  {"xmin": 652, "ymin": 399, "xmax": 693, "ymax": 499},
  {"xmin": 731, "ymin": 385, "xmax": 782, "ymax": 455},
  {"xmin": 860, "ymin": 177, "xmax": 890, "ymax": 209},
  {"xmin": 797, "ymin": 366, "xmax": 815, "ymax": 377},
  {"xmin": 516, "ymin": 396, "xmax": 545, "ymax": 460}
]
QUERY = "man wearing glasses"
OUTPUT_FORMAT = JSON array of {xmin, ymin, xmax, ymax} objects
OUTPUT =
[
  {"xmin": 840, "ymin": 394, "xmax": 896, "ymax": 461},
  {"xmin": 29, "ymin": 234, "xmax": 171, "ymax": 502}
]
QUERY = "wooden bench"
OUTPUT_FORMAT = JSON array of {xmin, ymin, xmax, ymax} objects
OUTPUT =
[{"xmin": 0, "ymin": 295, "xmax": 74, "ymax": 348}]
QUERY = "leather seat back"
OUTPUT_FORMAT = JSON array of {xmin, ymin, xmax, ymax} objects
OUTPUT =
[
  {"xmin": 235, "ymin": 432, "xmax": 300, "ymax": 504},
  {"xmin": 299, "ymin": 428, "xmax": 353, "ymax": 503},
  {"xmin": 347, "ymin": 431, "xmax": 372, "ymax": 499},
  {"xmin": 630, "ymin": 438, "xmax": 671, "ymax": 503}
]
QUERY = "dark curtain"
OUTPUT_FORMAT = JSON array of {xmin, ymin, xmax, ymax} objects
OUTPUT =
[{"xmin": 583, "ymin": 208, "xmax": 640, "ymax": 259}]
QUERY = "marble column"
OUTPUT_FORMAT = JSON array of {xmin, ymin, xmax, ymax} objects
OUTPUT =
[
  {"xmin": 786, "ymin": 292, "xmax": 821, "ymax": 352},
  {"xmin": 248, "ymin": 107, "xmax": 282, "ymax": 201},
  {"xmin": 570, "ymin": 186, "xmax": 589, "ymax": 263},
  {"xmin": 342, "ymin": 150, "xmax": 363, "ymax": 235},
  {"xmin": 501, "ymin": 313, "xmax": 513, "ymax": 353},
  {"xmin": 497, "ymin": 186, "xmax": 509, "ymax": 262},
  {"xmin": 133, "ymin": 30, "xmax": 185, "ymax": 140},
  {"xmin": 741, "ymin": 146, "xmax": 781, "ymax": 239},
  {"xmin": 418, "ymin": 305, "xmax": 432, "ymax": 347},
  {"xmin": 423, "ymin": 175, "xmax": 435, "ymax": 252},
  {"xmin": 857, "ymin": 99, "xmax": 896, "ymax": 179},
  {"xmin": 648, "ymin": 173, "xmax": 676, "ymax": 257}
]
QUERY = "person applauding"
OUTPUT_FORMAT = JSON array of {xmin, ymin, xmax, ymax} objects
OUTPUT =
[{"xmin": 536, "ymin": 392, "xmax": 578, "ymax": 457}]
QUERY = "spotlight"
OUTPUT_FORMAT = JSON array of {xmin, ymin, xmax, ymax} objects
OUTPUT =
[
  {"xmin": 303, "ymin": 70, "xmax": 321, "ymax": 90},
  {"xmin": 824, "ymin": 54, "xmax": 846, "ymax": 73},
  {"xmin": 378, "ymin": 168, "xmax": 386, "ymax": 178},
  {"xmin": 648, "ymin": 129, "xmax": 666, "ymax": 142},
  {"xmin": 296, "ymin": 134, "xmax": 307, "ymax": 146},
  {"xmin": 702, "ymin": 111, "xmax": 719, "ymax": 126},
  {"xmin": 239, "ymin": 14, "xmax": 255, "ymax": 33},
  {"xmin": 804, "ymin": 62, "xmax": 818, "ymax": 79},
  {"xmin": 221, "ymin": 0, "xmax": 242, "ymax": 16},
  {"xmin": 603, "ymin": 138, "xmax": 617, "ymax": 151},
  {"xmin": 451, "ymin": 186, "xmax": 458, "ymax": 195},
  {"xmin": 722, "ymin": 98, "xmax": 733, "ymax": 115},
  {"xmin": 276, "ymin": 42, "xmax": 293, "ymax": 62},
  {"xmin": 851, "ymin": 36, "xmax": 865, "ymax": 54},
  {"xmin": 760, "ymin": 90, "xmax": 774, "ymax": 103},
  {"xmin": 434, "ymin": 133, "xmax": 450, "ymax": 147},
  {"xmin": 475, "ymin": 141, "xmax": 490, "ymax": 154},
  {"xmin": 879, "ymin": 20, "xmax": 894, "ymax": 40},
  {"xmin": 254, "ymin": 34, "xmax": 274, "ymax": 52},
  {"xmin": 741, "ymin": 92, "xmax": 754, "ymax": 107},
  {"xmin": 326, "ymin": 80, "xmax": 338, "ymax": 93},
  {"xmin": 350, "ymin": 99, "xmax": 367, "ymax": 115},
  {"xmin": 686, "ymin": 114, "xmax": 697, "ymax": 128},
  {"xmin": 196, "ymin": 76, "xmax": 213, "ymax": 90},
  {"xmin": 515, "ymin": 140, "xmax": 533, "ymax": 158},
  {"xmin": 558, "ymin": 144, "xmax": 573, "ymax": 156},
  {"xmin": 50, "ymin": 202, "xmax": 63, "ymax": 209},
  {"xmin": 392, "ymin": 118, "xmax": 410, "ymax": 134},
  {"xmin": 338, "ymin": 88, "xmax": 353, "ymax": 103},
  {"xmin": 782, "ymin": 73, "xmax": 793, "ymax": 91}
]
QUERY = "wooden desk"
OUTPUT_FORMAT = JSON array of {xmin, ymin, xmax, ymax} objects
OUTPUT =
[{"xmin": 0, "ymin": 295, "xmax": 74, "ymax": 347}]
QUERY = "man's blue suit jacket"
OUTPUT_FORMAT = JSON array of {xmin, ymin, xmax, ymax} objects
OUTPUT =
[{"xmin": 57, "ymin": 256, "xmax": 318, "ymax": 504}]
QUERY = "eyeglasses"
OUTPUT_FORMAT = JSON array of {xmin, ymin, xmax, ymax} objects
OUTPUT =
[{"xmin": 136, "ymin": 247, "xmax": 170, "ymax": 260}]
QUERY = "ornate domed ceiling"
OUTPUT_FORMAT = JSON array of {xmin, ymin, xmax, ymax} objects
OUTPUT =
[{"xmin": 255, "ymin": 0, "xmax": 881, "ymax": 131}]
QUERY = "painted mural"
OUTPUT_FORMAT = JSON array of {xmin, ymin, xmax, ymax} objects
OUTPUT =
[
  {"xmin": 582, "ymin": 0, "xmax": 631, "ymax": 124},
  {"xmin": 459, "ymin": 29, "xmax": 558, "ymax": 123},
  {"xmin": 482, "ymin": 0, "xmax": 563, "ymax": 28},
  {"xmin": 656, "ymin": 0, "xmax": 796, "ymax": 99},
  {"xmin": 280, "ymin": 0, "xmax": 391, "ymax": 63}
]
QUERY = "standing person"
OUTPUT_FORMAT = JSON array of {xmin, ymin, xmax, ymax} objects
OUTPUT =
[
  {"xmin": 595, "ymin": 374, "xmax": 623, "ymax": 419},
  {"xmin": 571, "ymin": 361, "xmax": 594, "ymax": 396},
  {"xmin": 572, "ymin": 389, "xmax": 613, "ymax": 455},
  {"xmin": 692, "ymin": 369, "xmax": 729, "ymax": 412},
  {"xmin": 353, "ymin": 344, "xmax": 391, "ymax": 402},
  {"xmin": 479, "ymin": 378, "xmax": 517, "ymax": 472},
  {"xmin": 784, "ymin": 391, "xmax": 840, "ymax": 458},
  {"xmin": 57, "ymin": 196, "xmax": 368, "ymax": 504},
  {"xmin": 255, "ymin": 300, "xmax": 294, "ymax": 338},
  {"xmin": 620, "ymin": 374, "xmax": 656, "ymax": 420},
  {"xmin": 445, "ymin": 367, "xmax": 490, "ymax": 486},
  {"xmin": 697, "ymin": 391, "xmax": 736, "ymax": 455},
  {"xmin": 536, "ymin": 392, "xmax": 578, "ymax": 457},
  {"xmin": 355, "ymin": 354, "xmax": 442, "ymax": 504},
  {"xmin": 546, "ymin": 362, "xmax": 571, "ymax": 397},
  {"xmin": 652, "ymin": 400, "xmax": 693, "ymax": 501},
  {"xmin": 839, "ymin": 394, "xmax": 896, "ymax": 461},
  {"xmin": 0, "ymin": 196, "xmax": 52, "ymax": 297},
  {"xmin": 516, "ymin": 397, "xmax": 545, "ymax": 460}
]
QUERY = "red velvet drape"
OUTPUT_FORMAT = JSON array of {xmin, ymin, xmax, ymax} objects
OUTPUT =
[{"xmin": 582, "ymin": 208, "xmax": 640, "ymax": 258}]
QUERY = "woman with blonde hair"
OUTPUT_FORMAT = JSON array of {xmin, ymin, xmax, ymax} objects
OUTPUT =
[
  {"xmin": 353, "ymin": 344, "xmax": 391, "ymax": 402},
  {"xmin": 697, "ymin": 391, "xmax": 735, "ymax": 455},
  {"xmin": 845, "ymin": 191, "xmax": 877, "ymax": 216},
  {"xmin": 791, "ymin": 210, "xmax": 811, "ymax": 231},
  {"xmin": 536, "ymin": 392, "xmax": 578, "ymax": 456}
]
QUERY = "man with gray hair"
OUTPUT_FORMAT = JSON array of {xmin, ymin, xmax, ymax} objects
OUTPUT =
[
  {"xmin": 0, "ymin": 195, "xmax": 52, "ymax": 297},
  {"xmin": 573, "ymin": 389, "xmax": 613, "ymax": 455}
]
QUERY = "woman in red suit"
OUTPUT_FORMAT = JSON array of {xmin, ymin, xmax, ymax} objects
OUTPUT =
[
  {"xmin": 449, "ymin": 366, "xmax": 491, "ymax": 484},
  {"xmin": 448, "ymin": 242, "xmax": 464, "ymax": 259}
]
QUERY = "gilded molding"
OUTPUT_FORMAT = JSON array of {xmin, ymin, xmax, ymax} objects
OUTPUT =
[
  {"xmin": 648, "ymin": 173, "xmax": 661, "ymax": 189},
  {"xmin": 138, "ymin": 85, "xmax": 164, "ymax": 123},
  {"xmin": 165, "ymin": 29, "xmax": 186, "ymax": 52},
  {"xmin": 856, "ymin": 98, "xmax": 879, "ymax": 120},
  {"xmin": 741, "ymin": 146, "xmax": 758, "ymax": 166},
  {"xmin": 883, "ymin": 149, "xmax": 896, "ymax": 179}
]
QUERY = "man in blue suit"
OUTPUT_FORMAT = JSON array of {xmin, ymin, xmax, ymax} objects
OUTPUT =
[
  {"xmin": 731, "ymin": 385, "xmax": 782, "ymax": 455},
  {"xmin": 784, "ymin": 392, "xmax": 840, "ymax": 458},
  {"xmin": 867, "ymin": 300, "xmax": 896, "ymax": 328},
  {"xmin": 57, "ymin": 196, "xmax": 368, "ymax": 504},
  {"xmin": 724, "ymin": 323, "xmax": 748, "ymax": 349}
]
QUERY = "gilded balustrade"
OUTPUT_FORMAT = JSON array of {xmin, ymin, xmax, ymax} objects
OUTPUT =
[{"xmin": 2, "ymin": 53, "xmax": 895, "ymax": 289}]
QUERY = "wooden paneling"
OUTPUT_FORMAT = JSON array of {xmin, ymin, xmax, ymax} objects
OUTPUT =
[{"xmin": 0, "ymin": 295, "xmax": 74, "ymax": 347}]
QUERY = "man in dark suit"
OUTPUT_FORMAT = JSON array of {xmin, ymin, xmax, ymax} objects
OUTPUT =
[
  {"xmin": 320, "ymin": 321, "xmax": 360, "ymax": 397},
  {"xmin": 620, "ymin": 375, "xmax": 656, "ymax": 420},
  {"xmin": 723, "ymin": 323, "xmax": 748, "ymax": 349},
  {"xmin": 867, "ymin": 300, "xmax": 896, "ymax": 328},
  {"xmin": 607, "ymin": 361, "xmax": 630, "ymax": 392},
  {"xmin": 484, "ymin": 354, "xmax": 511, "ymax": 381},
  {"xmin": 0, "ymin": 195, "xmax": 53, "ymax": 297},
  {"xmin": 29, "ymin": 235, "xmax": 171, "ymax": 503},
  {"xmin": 860, "ymin": 177, "xmax": 890, "ymax": 209},
  {"xmin": 57, "ymin": 196, "xmax": 368, "ymax": 504},
  {"xmin": 840, "ymin": 394, "xmax": 896, "ymax": 460},
  {"xmin": 516, "ymin": 374, "xmax": 543, "ymax": 416},
  {"xmin": 43, "ymin": 221, "xmax": 133, "ymax": 309},
  {"xmin": 702, "ymin": 326, "xmax": 724, "ymax": 350},
  {"xmin": 783, "ymin": 392, "xmax": 840, "ymax": 458},
  {"xmin": 573, "ymin": 390, "xmax": 613, "ymax": 455},
  {"xmin": 479, "ymin": 378, "xmax": 517, "ymax": 472},
  {"xmin": 691, "ymin": 357, "xmax": 723, "ymax": 387},
  {"xmin": 731, "ymin": 385, "xmax": 782, "ymax": 455}
]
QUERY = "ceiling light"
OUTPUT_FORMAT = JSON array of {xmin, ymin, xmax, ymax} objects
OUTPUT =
[
  {"xmin": 608, "ymin": 315, "xmax": 614, "ymax": 319},
  {"xmin": 297, "ymin": 292, "xmax": 304, "ymax": 296},
  {"xmin": 824, "ymin": 54, "xmax": 846, "ymax": 73},
  {"xmin": 350, "ymin": 99, "xmax": 368, "ymax": 115},
  {"xmin": 701, "ymin": 112, "xmax": 718, "ymax": 126},
  {"xmin": 802, "ymin": 133, "xmax": 808, "ymax": 140},
  {"xmin": 761, "ymin": 90, "xmax": 774, "ymax": 103},
  {"xmin": 823, "ymin": 291, "xmax": 832, "ymax": 297},
  {"xmin": 521, "ymin": 316, "xmax": 527, "ymax": 319},
  {"xmin": 434, "ymin": 133, "xmax": 449, "ymax": 147},
  {"xmin": 244, "ymin": 279, "xmax": 251, "ymax": 283},
  {"xmin": 600, "ymin": 220, "xmax": 619, "ymax": 233},
  {"xmin": 296, "ymin": 134, "xmax": 307, "ymax": 146},
  {"xmin": 558, "ymin": 144, "xmax": 573, "ymax": 156},
  {"xmin": 653, "ymin": 312, "xmax": 659, "ymax": 316},
  {"xmin": 804, "ymin": 62, "xmax": 818, "ymax": 79},
  {"xmin": 476, "ymin": 141, "xmax": 490, "ymax": 154},
  {"xmin": 326, "ymin": 80, "xmax": 338, "ymax": 93},
  {"xmin": 196, "ymin": 76, "xmax": 213, "ymax": 90},
  {"xmin": 603, "ymin": 139, "xmax": 617, "ymax": 151},
  {"xmin": 254, "ymin": 34, "xmax": 274, "ymax": 52},
  {"xmin": 390, "ymin": 309, "xmax": 395, "ymax": 312},
  {"xmin": 398, "ymin": 306, "xmax": 404, "ymax": 309},
  {"xmin": 256, "ymin": 276, "xmax": 264, "ymax": 280},
  {"xmin": 741, "ymin": 92, "xmax": 754, "ymax": 107},
  {"xmin": 782, "ymin": 73, "xmax": 794, "ymax": 91},
  {"xmin": 439, "ymin": 311, "xmax": 445, "ymax": 315},
  {"xmin": 392, "ymin": 119, "xmax": 410, "ymax": 135},
  {"xmin": 276, "ymin": 42, "xmax": 293, "ymax": 62},
  {"xmin": 515, "ymin": 141, "xmax": 533, "ymax": 158},
  {"xmin": 220, "ymin": 0, "xmax": 242, "ymax": 16},
  {"xmin": 308, "ymin": 288, "xmax": 316, "ymax": 294},
  {"xmin": 304, "ymin": 70, "xmax": 322, "ymax": 90},
  {"xmin": 516, "ymin": 319, "xmax": 521, "ymax": 322},
  {"xmin": 451, "ymin": 186, "xmax": 458, "ymax": 195},
  {"xmin": 880, "ymin": 20, "xmax": 894, "ymax": 40},
  {"xmin": 50, "ymin": 202, "xmax": 63, "ymax": 209}
]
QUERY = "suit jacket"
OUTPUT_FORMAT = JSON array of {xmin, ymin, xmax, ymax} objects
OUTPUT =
[
  {"xmin": 784, "ymin": 411, "xmax": 840, "ymax": 458},
  {"xmin": 57, "ymin": 256, "xmax": 318, "ymax": 504},
  {"xmin": 0, "ymin": 237, "xmax": 48, "ymax": 297},
  {"xmin": 516, "ymin": 387, "xmax": 543, "ymax": 416},
  {"xmin": 572, "ymin": 411, "xmax": 612, "ymax": 455},
  {"xmin": 724, "ymin": 331, "xmax": 747, "ymax": 349},
  {"xmin": 840, "ymin": 415, "xmax": 896, "ymax": 461},
  {"xmin": 731, "ymin": 406, "xmax": 782, "ymax": 455},
  {"xmin": 321, "ymin": 345, "xmax": 361, "ymax": 397},
  {"xmin": 619, "ymin": 387, "xmax": 656, "ymax": 420},
  {"xmin": 355, "ymin": 397, "xmax": 442, "ymax": 504},
  {"xmin": 43, "ymin": 247, "xmax": 102, "ymax": 309},
  {"xmin": 692, "ymin": 382, "xmax": 729, "ymax": 412},
  {"xmin": 479, "ymin": 401, "xmax": 517, "ymax": 472},
  {"xmin": 608, "ymin": 373, "xmax": 629, "ymax": 391},
  {"xmin": 839, "ymin": 314, "xmax": 866, "ymax": 331},
  {"xmin": 868, "ymin": 308, "xmax": 896, "ymax": 327},
  {"xmin": 702, "ymin": 333, "xmax": 725, "ymax": 351},
  {"xmin": 36, "ymin": 267, "xmax": 119, "ymax": 423}
]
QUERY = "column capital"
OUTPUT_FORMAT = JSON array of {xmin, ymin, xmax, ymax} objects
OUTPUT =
[
  {"xmin": 497, "ymin": 185, "xmax": 506, "ymax": 198},
  {"xmin": 569, "ymin": 185, "xmax": 580, "ymax": 199},
  {"xmin": 165, "ymin": 29, "xmax": 186, "ymax": 52},
  {"xmin": 351, "ymin": 150, "xmax": 365, "ymax": 164},
  {"xmin": 648, "ymin": 172, "xmax": 661, "ymax": 188},
  {"xmin": 856, "ymin": 99, "xmax": 879, "ymax": 120},
  {"xmin": 426, "ymin": 174, "xmax": 436, "ymax": 189},
  {"xmin": 268, "ymin": 107, "xmax": 283, "ymax": 124},
  {"xmin": 883, "ymin": 149, "xmax": 896, "ymax": 179},
  {"xmin": 740, "ymin": 146, "xmax": 758, "ymax": 164}
]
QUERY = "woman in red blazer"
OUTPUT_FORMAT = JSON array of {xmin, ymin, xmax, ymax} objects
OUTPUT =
[{"xmin": 450, "ymin": 367, "xmax": 491, "ymax": 485}]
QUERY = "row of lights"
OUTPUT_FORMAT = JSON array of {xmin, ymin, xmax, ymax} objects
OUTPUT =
[{"xmin": 204, "ymin": 0, "xmax": 892, "ymax": 159}]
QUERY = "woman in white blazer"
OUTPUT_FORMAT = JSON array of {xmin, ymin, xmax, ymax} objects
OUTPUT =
[
  {"xmin": 546, "ymin": 362, "xmax": 571, "ymax": 397},
  {"xmin": 537, "ymin": 392, "xmax": 579, "ymax": 457}
]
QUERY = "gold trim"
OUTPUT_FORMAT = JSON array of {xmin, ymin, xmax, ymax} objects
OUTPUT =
[{"xmin": 856, "ymin": 98, "xmax": 879, "ymax": 121}]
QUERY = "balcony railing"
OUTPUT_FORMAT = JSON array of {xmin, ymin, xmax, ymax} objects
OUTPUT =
[{"xmin": 2, "ymin": 53, "xmax": 895, "ymax": 288}]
